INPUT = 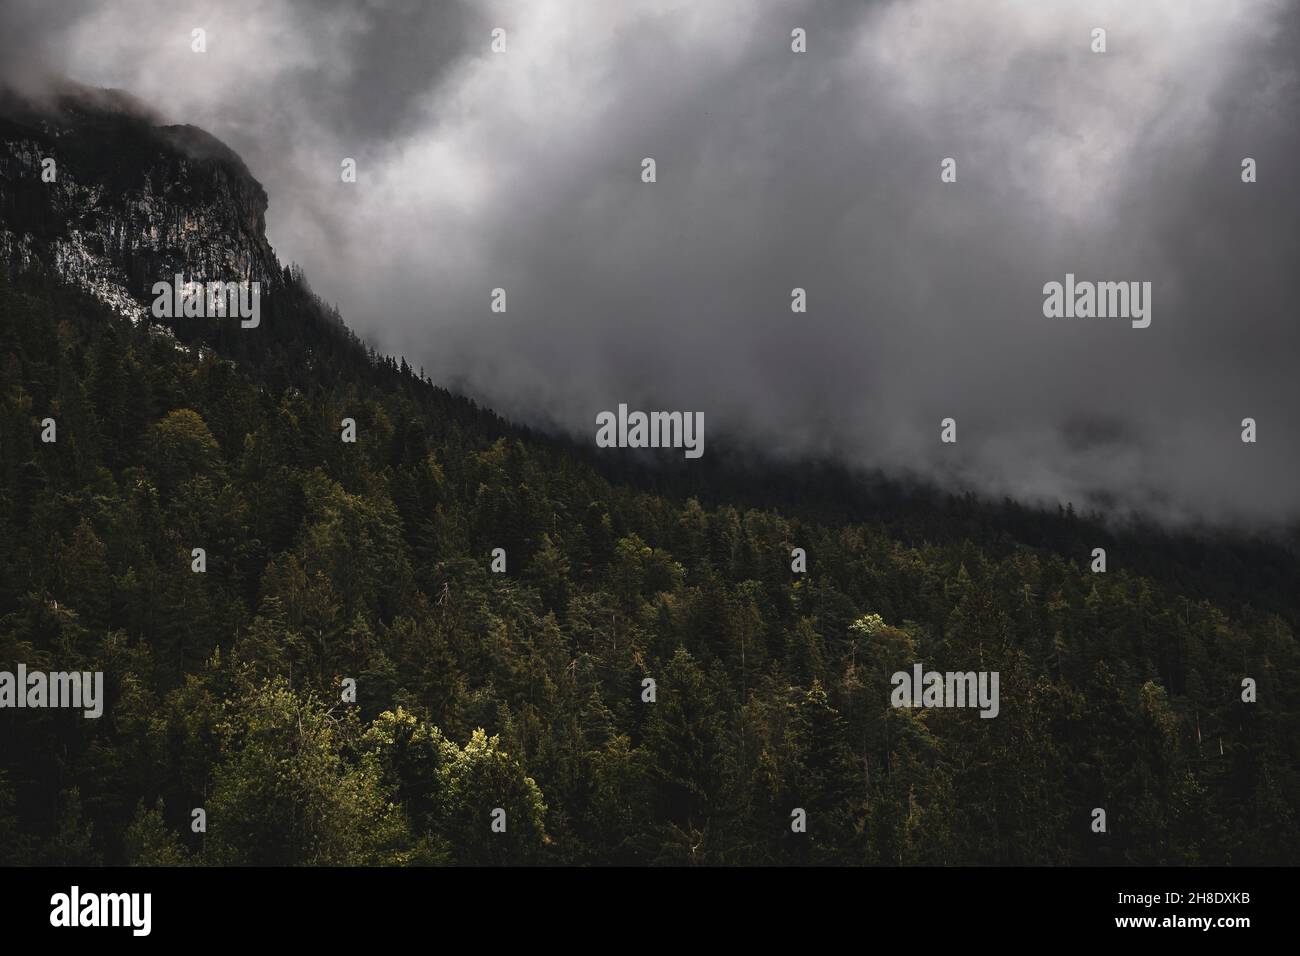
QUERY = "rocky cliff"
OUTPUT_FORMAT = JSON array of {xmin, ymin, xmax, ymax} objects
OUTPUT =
[{"xmin": 0, "ymin": 84, "xmax": 282, "ymax": 322}]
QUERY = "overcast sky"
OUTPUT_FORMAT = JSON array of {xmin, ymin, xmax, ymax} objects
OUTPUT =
[{"xmin": 3, "ymin": 0, "xmax": 1298, "ymax": 527}]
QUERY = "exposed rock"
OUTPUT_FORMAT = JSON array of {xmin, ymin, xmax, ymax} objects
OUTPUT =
[{"xmin": 0, "ymin": 84, "xmax": 281, "ymax": 325}]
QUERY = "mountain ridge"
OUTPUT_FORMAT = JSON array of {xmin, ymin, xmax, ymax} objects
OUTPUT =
[{"xmin": 1, "ymin": 86, "xmax": 1297, "ymax": 624}]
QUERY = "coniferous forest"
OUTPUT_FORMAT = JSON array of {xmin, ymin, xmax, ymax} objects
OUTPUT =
[{"xmin": 2, "ymin": 265, "xmax": 1297, "ymax": 866}]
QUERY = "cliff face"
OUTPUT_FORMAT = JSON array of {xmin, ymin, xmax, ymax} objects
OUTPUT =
[{"xmin": 0, "ymin": 85, "xmax": 281, "ymax": 322}]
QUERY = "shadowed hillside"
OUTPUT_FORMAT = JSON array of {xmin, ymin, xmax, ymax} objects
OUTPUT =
[{"xmin": 1, "ymin": 93, "xmax": 1298, "ymax": 866}]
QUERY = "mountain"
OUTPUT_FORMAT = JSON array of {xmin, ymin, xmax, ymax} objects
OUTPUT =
[
  {"xmin": 1, "ymin": 88, "xmax": 1298, "ymax": 866},
  {"xmin": 0, "ymin": 84, "xmax": 278, "ymax": 322}
]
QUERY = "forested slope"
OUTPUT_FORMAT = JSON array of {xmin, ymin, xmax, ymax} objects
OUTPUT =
[{"xmin": 2, "ymin": 266, "xmax": 1297, "ymax": 865}]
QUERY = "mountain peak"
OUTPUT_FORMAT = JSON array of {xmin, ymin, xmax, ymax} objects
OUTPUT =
[{"xmin": 0, "ymin": 85, "xmax": 278, "ymax": 323}]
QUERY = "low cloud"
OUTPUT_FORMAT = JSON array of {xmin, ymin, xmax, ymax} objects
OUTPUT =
[{"xmin": 4, "ymin": 0, "xmax": 1298, "ymax": 526}]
